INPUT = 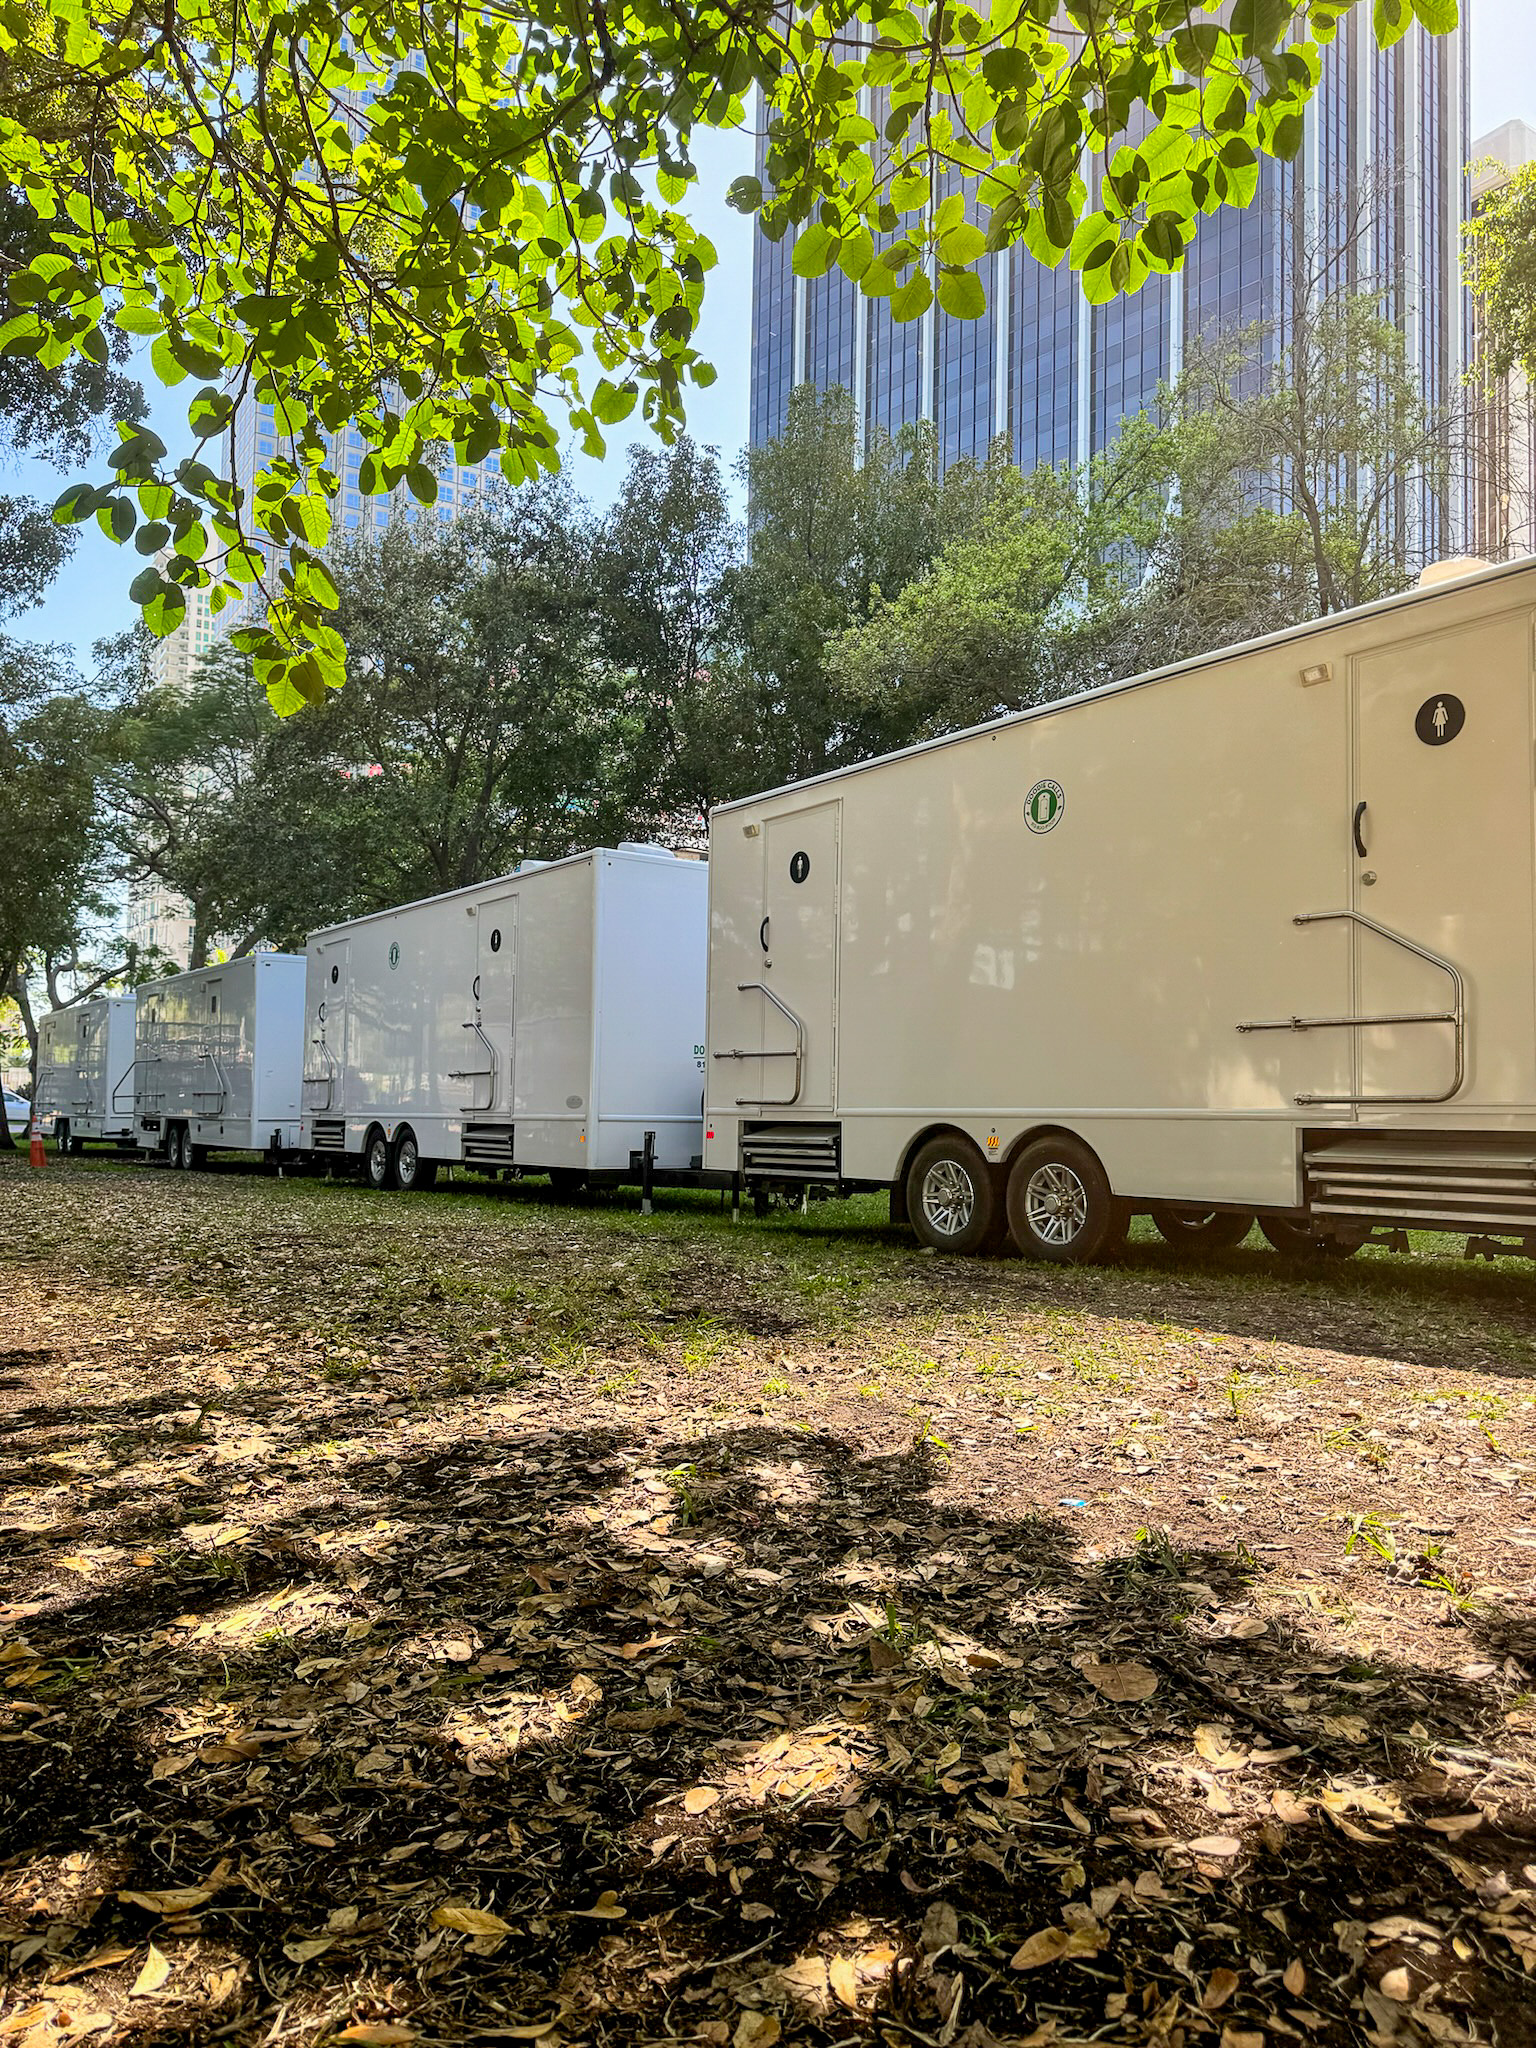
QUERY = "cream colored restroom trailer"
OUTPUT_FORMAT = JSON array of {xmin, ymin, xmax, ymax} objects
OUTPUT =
[
  {"xmin": 703, "ymin": 559, "xmax": 1536, "ymax": 1261},
  {"xmin": 299, "ymin": 846, "xmax": 708, "ymax": 1191},
  {"xmin": 132, "ymin": 954, "xmax": 307, "ymax": 1168},
  {"xmin": 36, "ymin": 995, "xmax": 137, "ymax": 1151}
]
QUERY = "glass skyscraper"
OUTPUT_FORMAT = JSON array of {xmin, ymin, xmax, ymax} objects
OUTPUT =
[{"xmin": 750, "ymin": 14, "xmax": 1468, "ymax": 545}]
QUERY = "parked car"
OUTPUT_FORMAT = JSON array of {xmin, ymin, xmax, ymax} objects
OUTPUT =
[{"xmin": 3, "ymin": 1088, "xmax": 40, "ymax": 1134}]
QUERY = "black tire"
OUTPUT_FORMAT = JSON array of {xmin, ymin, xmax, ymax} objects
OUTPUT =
[
  {"xmin": 1006, "ymin": 1135, "xmax": 1128, "ymax": 1265},
  {"xmin": 54, "ymin": 1121, "xmax": 72, "ymax": 1157},
  {"xmin": 906, "ymin": 1134, "xmax": 998, "ymax": 1255},
  {"xmin": 1260, "ymin": 1214, "xmax": 1359, "ymax": 1260},
  {"xmin": 391, "ymin": 1128, "xmax": 437, "ymax": 1192},
  {"xmin": 364, "ymin": 1128, "xmax": 393, "ymax": 1191},
  {"xmin": 164, "ymin": 1123, "xmax": 182, "ymax": 1167},
  {"xmin": 548, "ymin": 1168, "xmax": 587, "ymax": 1199},
  {"xmin": 1149, "ymin": 1204, "xmax": 1256, "ymax": 1251},
  {"xmin": 179, "ymin": 1126, "xmax": 199, "ymax": 1172}
]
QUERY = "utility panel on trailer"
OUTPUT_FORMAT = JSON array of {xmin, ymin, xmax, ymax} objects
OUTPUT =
[
  {"xmin": 133, "ymin": 954, "xmax": 307, "ymax": 1167},
  {"xmin": 704, "ymin": 559, "xmax": 1536, "ymax": 1256},
  {"xmin": 301, "ymin": 846, "xmax": 708, "ymax": 1190},
  {"xmin": 36, "ymin": 995, "xmax": 137, "ymax": 1150}
]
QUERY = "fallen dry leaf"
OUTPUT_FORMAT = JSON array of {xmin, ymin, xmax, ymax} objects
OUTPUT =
[
  {"xmin": 130, "ymin": 1945, "xmax": 172, "ymax": 1998},
  {"xmin": 1010, "ymin": 1926, "xmax": 1104, "ymax": 1970},
  {"xmin": 1081, "ymin": 1659, "xmax": 1158, "ymax": 1703},
  {"xmin": 684, "ymin": 1786, "xmax": 722, "ymax": 1815},
  {"xmin": 1283, "ymin": 1959, "xmax": 1306, "ymax": 1996},
  {"xmin": 431, "ymin": 1905, "xmax": 514, "ymax": 1937},
  {"xmin": 570, "ymin": 1890, "xmax": 626, "ymax": 1920},
  {"xmin": 1202, "ymin": 1968, "xmax": 1240, "ymax": 2011},
  {"xmin": 732, "ymin": 2014, "xmax": 780, "ymax": 2048},
  {"xmin": 335, "ymin": 2027, "xmax": 419, "ymax": 2044},
  {"xmin": 1425, "ymin": 1813, "xmax": 1483, "ymax": 1837},
  {"xmin": 1378, "ymin": 1967, "xmax": 1413, "ymax": 2002},
  {"xmin": 828, "ymin": 1955, "xmax": 860, "ymax": 2009},
  {"xmin": 1186, "ymin": 1835, "xmax": 1241, "ymax": 1858}
]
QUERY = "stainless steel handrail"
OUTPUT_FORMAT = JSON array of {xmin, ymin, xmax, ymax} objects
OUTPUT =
[
  {"xmin": 713, "ymin": 982, "xmax": 806, "ymax": 1107},
  {"xmin": 303, "ymin": 1037, "xmax": 339, "ymax": 1111},
  {"xmin": 450, "ymin": 1019, "xmax": 498, "ymax": 1113},
  {"xmin": 1237, "ymin": 909, "xmax": 1465, "ymax": 1107},
  {"xmin": 192, "ymin": 1047, "xmax": 231, "ymax": 1113},
  {"xmin": 109, "ymin": 1058, "xmax": 138, "ymax": 1116}
]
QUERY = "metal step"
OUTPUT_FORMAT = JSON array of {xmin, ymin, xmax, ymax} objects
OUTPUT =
[
  {"xmin": 1305, "ymin": 1131, "xmax": 1536, "ymax": 1235},
  {"xmin": 463, "ymin": 1122, "xmax": 515, "ymax": 1166},
  {"xmin": 311, "ymin": 1118, "xmax": 346, "ymax": 1152},
  {"xmin": 741, "ymin": 1123, "xmax": 841, "ymax": 1181}
]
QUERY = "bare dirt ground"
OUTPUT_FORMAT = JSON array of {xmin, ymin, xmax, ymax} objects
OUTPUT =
[{"xmin": 2, "ymin": 1155, "xmax": 1535, "ymax": 2048}]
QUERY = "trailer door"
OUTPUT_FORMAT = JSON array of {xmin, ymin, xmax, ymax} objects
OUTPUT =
[
  {"xmin": 740, "ymin": 802, "xmax": 841, "ymax": 1114},
  {"xmin": 475, "ymin": 892, "xmax": 518, "ymax": 1115},
  {"xmin": 309, "ymin": 939, "xmax": 348, "ymax": 1115},
  {"xmin": 1352, "ymin": 607, "xmax": 1536, "ymax": 1111}
]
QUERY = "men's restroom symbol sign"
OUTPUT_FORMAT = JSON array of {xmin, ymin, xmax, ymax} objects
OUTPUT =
[{"xmin": 1415, "ymin": 693, "xmax": 1465, "ymax": 746}]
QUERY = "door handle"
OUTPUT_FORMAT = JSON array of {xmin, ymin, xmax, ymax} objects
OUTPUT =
[
  {"xmin": 759, "ymin": 915, "xmax": 770, "ymax": 953},
  {"xmin": 1353, "ymin": 801, "xmax": 1368, "ymax": 859}
]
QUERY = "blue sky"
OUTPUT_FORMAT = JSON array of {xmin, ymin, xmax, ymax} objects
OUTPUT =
[{"xmin": 8, "ymin": 6, "xmax": 1532, "ymax": 664}]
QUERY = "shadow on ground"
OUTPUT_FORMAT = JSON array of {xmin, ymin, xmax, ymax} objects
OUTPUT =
[{"xmin": 3, "ymin": 1376, "xmax": 1535, "ymax": 2048}]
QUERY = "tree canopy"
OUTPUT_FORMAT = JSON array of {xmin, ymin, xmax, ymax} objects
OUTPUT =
[{"xmin": 0, "ymin": 0, "xmax": 1456, "ymax": 709}]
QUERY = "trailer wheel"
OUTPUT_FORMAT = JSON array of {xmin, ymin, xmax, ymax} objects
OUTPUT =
[
  {"xmin": 1007, "ymin": 1136, "xmax": 1128, "ymax": 1265},
  {"xmin": 548, "ymin": 1169, "xmax": 587, "ymax": 1199},
  {"xmin": 364, "ymin": 1129, "xmax": 393, "ymax": 1191},
  {"xmin": 391, "ymin": 1129, "xmax": 438, "ymax": 1192},
  {"xmin": 54, "ymin": 1121, "xmax": 73, "ymax": 1156},
  {"xmin": 1259, "ymin": 1215, "xmax": 1359, "ymax": 1260},
  {"xmin": 906, "ymin": 1135, "xmax": 997, "ymax": 1255},
  {"xmin": 1150, "ymin": 1205, "xmax": 1255, "ymax": 1252}
]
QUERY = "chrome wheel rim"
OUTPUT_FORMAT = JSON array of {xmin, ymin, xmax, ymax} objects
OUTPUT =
[
  {"xmin": 368, "ymin": 1139, "xmax": 388, "ymax": 1182},
  {"xmin": 921, "ymin": 1158, "xmax": 976, "ymax": 1239},
  {"xmin": 398, "ymin": 1137, "xmax": 417, "ymax": 1184},
  {"xmin": 1025, "ymin": 1162, "xmax": 1088, "ymax": 1246}
]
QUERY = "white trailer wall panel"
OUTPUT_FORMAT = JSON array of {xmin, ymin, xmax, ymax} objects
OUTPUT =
[
  {"xmin": 133, "ymin": 954, "xmax": 306, "ymax": 1156},
  {"xmin": 703, "ymin": 561, "xmax": 1536, "ymax": 1216},
  {"xmin": 302, "ymin": 848, "xmax": 708, "ymax": 1175},
  {"xmin": 36, "ymin": 996, "xmax": 136, "ymax": 1143}
]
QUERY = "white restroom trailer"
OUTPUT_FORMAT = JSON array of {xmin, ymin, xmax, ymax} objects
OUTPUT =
[
  {"xmin": 703, "ymin": 559, "xmax": 1536, "ymax": 1260},
  {"xmin": 36, "ymin": 995, "xmax": 137, "ymax": 1151},
  {"xmin": 300, "ymin": 847, "xmax": 709, "ymax": 1191},
  {"xmin": 132, "ymin": 954, "xmax": 307, "ymax": 1168}
]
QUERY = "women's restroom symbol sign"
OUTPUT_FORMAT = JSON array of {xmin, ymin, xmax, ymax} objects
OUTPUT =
[{"xmin": 1415, "ymin": 694, "xmax": 1465, "ymax": 746}]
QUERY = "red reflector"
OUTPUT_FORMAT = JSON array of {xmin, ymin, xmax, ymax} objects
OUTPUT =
[{"xmin": 706, "ymin": 1129, "xmax": 714, "ymax": 1139}]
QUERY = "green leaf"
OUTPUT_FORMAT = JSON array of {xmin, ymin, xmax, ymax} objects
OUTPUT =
[
  {"xmin": 890, "ymin": 270, "xmax": 933, "ymax": 324},
  {"xmin": 52, "ymin": 481, "xmax": 99, "ymax": 527},
  {"xmin": 1372, "ymin": 0, "xmax": 1410, "ymax": 46},
  {"xmin": 792, "ymin": 223, "xmax": 836, "ymax": 278},
  {"xmin": 592, "ymin": 378, "xmax": 638, "ymax": 425},
  {"xmin": 936, "ymin": 267, "xmax": 986, "ymax": 319},
  {"xmin": 1409, "ymin": 0, "xmax": 1457, "ymax": 27},
  {"xmin": 405, "ymin": 462, "xmax": 438, "ymax": 504},
  {"xmin": 725, "ymin": 176, "xmax": 763, "ymax": 214},
  {"xmin": 936, "ymin": 219, "xmax": 987, "ymax": 267}
]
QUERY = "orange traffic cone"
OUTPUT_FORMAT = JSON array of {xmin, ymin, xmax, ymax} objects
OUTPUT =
[{"xmin": 28, "ymin": 1109, "xmax": 45, "ymax": 1169}]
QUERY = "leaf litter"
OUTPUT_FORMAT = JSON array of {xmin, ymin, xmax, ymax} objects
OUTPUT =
[{"xmin": 1, "ymin": 1158, "xmax": 1535, "ymax": 2048}]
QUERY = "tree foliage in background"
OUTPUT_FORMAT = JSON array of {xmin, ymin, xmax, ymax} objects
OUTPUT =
[
  {"xmin": 0, "ymin": 0, "xmax": 1456, "ymax": 708},
  {"xmin": 107, "ymin": 493, "xmax": 645, "ymax": 953},
  {"xmin": 1465, "ymin": 158, "xmax": 1536, "ymax": 386}
]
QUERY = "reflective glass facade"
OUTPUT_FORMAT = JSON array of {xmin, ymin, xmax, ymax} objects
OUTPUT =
[{"xmin": 750, "ymin": 17, "xmax": 1467, "ymax": 528}]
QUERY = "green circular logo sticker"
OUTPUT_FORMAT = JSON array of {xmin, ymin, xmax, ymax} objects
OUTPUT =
[
  {"xmin": 1025, "ymin": 779, "xmax": 1065, "ymax": 834},
  {"xmin": 388, "ymin": 941, "xmax": 400, "ymax": 970}
]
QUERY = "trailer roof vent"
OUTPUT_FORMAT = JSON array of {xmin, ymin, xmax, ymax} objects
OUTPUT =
[
  {"xmin": 515, "ymin": 858, "xmax": 550, "ymax": 872},
  {"xmin": 617, "ymin": 841, "xmax": 675, "ymax": 858},
  {"xmin": 1418, "ymin": 556, "xmax": 1491, "ymax": 588}
]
